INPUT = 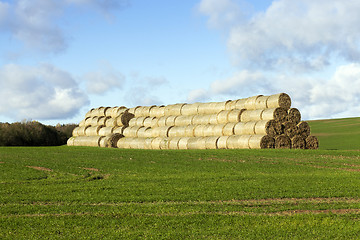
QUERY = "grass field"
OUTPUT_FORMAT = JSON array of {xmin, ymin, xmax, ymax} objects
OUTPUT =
[{"xmin": 1, "ymin": 117, "xmax": 360, "ymax": 239}]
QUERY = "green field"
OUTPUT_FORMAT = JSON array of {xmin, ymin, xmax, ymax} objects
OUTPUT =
[{"xmin": 1, "ymin": 117, "xmax": 360, "ymax": 239}]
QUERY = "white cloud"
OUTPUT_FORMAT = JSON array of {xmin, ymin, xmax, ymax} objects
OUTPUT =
[{"xmin": 0, "ymin": 63, "xmax": 89, "ymax": 120}]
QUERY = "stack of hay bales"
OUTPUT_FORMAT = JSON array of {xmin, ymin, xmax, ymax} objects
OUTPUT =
[{"xmin": 67, "ymin": 93, "xmax": 319, "ymax": 150}]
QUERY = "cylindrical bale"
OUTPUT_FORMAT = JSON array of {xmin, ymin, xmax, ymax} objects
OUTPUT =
[
  {"xmin": 90, "ymin": 116, "xmax": 100, "ymax": 126},
  {"xmin": 98, "ymin": 126, "xmax": 115, "ymax": 136},
  {"xmin": 275, "ymin": 135, "xmax": 291, "ymax": 149},
  {"xmin": 217, "ymin": 136, "xmax": 230, "ymax": 149},
  {"xmin": 217, "ymin": 110, "xmax": 230, "ymax": 124},
  {"xmin": 85, "ymin": 108, "xmax": 94, "ymax": 118},
  {"xmin": 113, "ymin": 126, "xmax": 125, "ymax": 135},
  {"xmin": 168, "ymin": 137, "xmax": 181, "ymax": 150},
  {"xmin": 286, "ymin": 108, "xmax": 301, "ymax": 124},
  {"xmin": 261, "ymin": 108, "xmax": 287, "ymax": 121},
  {"xmin": 205, "ymin": 136, "xmax": 219, "ymax": 149},
  {"xmin": 164, "ymin": 104, "xmax": 185, "ymax": 116},
  {"xmin": 305, "ymin": 135, "xmax": 319, "ymax": 149},
  {"xmin": 178, "ymin": 137, "xmax": 191, "ymax": 149},
  {"xmin": 228, "ymin": 109, "xmax": 245, "ymax": 123},
  {"xmin": 73, "ymin": 136, "xmax": 104, "ymax": 147},
  {"xmin": 74, "ymin": 126, "xmax": 90, "ymax": 136},
  {"xmin": 213, "ymin": 124, "xmax": 225, "ymax": 136},
  {"xmin": 122, "ymin": 126, "xmax": 141, "ymax": 137},
  {"xmin": 116, "ymin": 137, "xmax": 130, "ymax": 149},
  {"xmin": 97, "ymin": 107, "xmax": 109, "ymax": 117},
  {"xmin": 128, "ymin": 117, "xmax": 139, "ymax": 127},
  {"xmin": 254, "ymin": 120, "xmax": 282, "ymax": 137},
  {"xmin": 84, "ymin": 117, "xmax": 93, "ymax": 126},
  {"xmin": 297, "ymin": 122, "xmax": 311, "ymax": 138},
  {"xmin": 167, "ymin": 126, "xmax": 179, "ymax": 137},
  {"xmin": 208, "ymin": 115, "xmax": 218, "ymax": 125},
  {"xmin": 185, "ymin": 125, "xmax": 196, "ymax": 137},
  {"xmin": 157, "ymin": 116, "xmax": 167, "ymax": 127},
  {"xmin": 172, "ymin": 126, "xmax": 187, "ymax": 137},
  {"xmin": 89, "ymin": 108, "xmax": 99, "ymax": 118},
  {"xmin": 235, "ymin": 98, "xmax": 247, "ymax": 110},
  {"xmin": 99, "ymin": 135, "xmax": 110, "ymax": 148},
  {"xmin": 225, "ymin": 100, "xmax": 237, "ymax": 110},
  {"xmin": 187, "ymin": 137, "xmax": 206, "ymax": 149},
  {"xmin": 98, "ymin": 116, "xmax": 110, "ymax": 126},
  {"xmin": 213, "ymin": 101, "xmax": 230, "ymax": 113},
  {"xmin": 197, "ymin": 103, "xmax": 213, "ymax": 115},
  {"xmin": 165, "ymin": 116, "xmax": 177, "ymax": 126},
  {"xmin": 159, "ymin": 138, "xmax": 170, "ymax": 150},
  {"xmin": 128, "ymin": 138, "xmax": 146, "ymax": 149},
  {"xmin": 105, "ymin": 117, "xmax": 117, "ymax": 127},
  {"xmin": 105, "ymin": 133, "xmax": 123, "ymax": 148},
  {"xmin": 245, "ymin": 95, "xmax": 263, "ymax": 109},
  {"xmin": 267, "ymin": 93, "xmax": 291, "ymax": 110},
  {"xmin": 149, "ymin": 106, "xmax": 165, "ymax": 118},
  {"xmin": 72, "ymin": 126, "xmax": 80, "ymax": 137},
  {"xmin": 117, "ymin": 111, "xmax": 135, "ymax": 127},
  {"xmin": 67, "ymin": 137, "xmax": 75, "ymax": 146},
  {"xmin": 143, "ymin": 117, "xmax": 155, "ymax": 128},
  {"xmin": 151, "ymin": 137, "xmax": 163, "ymax": 149},
  {"xmin": 291, "ymin": 135, "xmax": 306, "ymax": 149},
  {"xmin": 234, "ymin": 122, "xmax": 256, "ymax": 135},
  {"xmin": 284, "ymin": 124, "xmax": 299, "ymax": 139},
  {"xmin": 181, "ymin": 103, "xmax": 200, "ymax": 115},
  {"xmin": 137, "ymin": 127, "xmax": 151, "ymax": 138},
  {"xmin": 203, "ymin": 125, "xmax": 215, "ymax": 137},
  {"xmin": 223, "ymin": 122, "xmax": 236, "ymax": 136},
  {"xmin": 104, "ymin": 107, "xmax": 113, "ymax": 117},
  {"xmin": 249, "ymin": 135, "xmax": 275, "ymax": 149},
  {"xmin": 143, "ymin": 138, "xmax": 153, "ymax": 150},
  {"xmin": 227, "ymin": 135, "xmax": 251, "ymax": 149},
  {"xmin": 140, "ymin": 106, "xmax": 155, "ymax": 117},
  {"xmin": 174, "ymin": 115, "xmax": 193, "ymax": 126},
  {"xmin": 134, "ymin": 106, "xmax": 145, "ymax": 117},
  {"xmin": 194, "ymin": 125, "xmax": 207, "ymax": 137},
  {"xmin": 152, "ymin": 126, "xmax": 173, "ymax": 137},
  {"xmin": 255, "ymin": 96, "xmax": 268, "ymax": 109},
  {"xmin": 110, "ymin": 106, "xmax": 128, "ymax": 118},
  {"xmin": 85, "ymin": 126, "xmax": 102, "ymax": 136},
  {"xmin": 240, "ymin": 109, "xmax": 264, "ymax": 122},
  {"xmin": 79, "ymin": 118, "xmax": 86, "ymax": 127},
  {"xmin": 192, "ymin": 115, "xmax": 211, "ymax": 125},
  {"xmin": 136, "ymin": 116, "xmax": 147, "ymax": 126},
  {"xmin": 150, "ymin": 117, "xmax": 159, "ymax": 128},
  {"xmin": 128, "ymin": 106, "xmax": 140, "ymax": 115}
]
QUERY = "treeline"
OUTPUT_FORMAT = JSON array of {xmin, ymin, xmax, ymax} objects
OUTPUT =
[{"xmin": 0, "ymin": 121, "xmax": 77, "ymax": 146}]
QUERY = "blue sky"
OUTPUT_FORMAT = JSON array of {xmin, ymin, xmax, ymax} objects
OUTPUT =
[{"xmin": 0, "ymin": 0, "xmax": 360, "ymax": 125}]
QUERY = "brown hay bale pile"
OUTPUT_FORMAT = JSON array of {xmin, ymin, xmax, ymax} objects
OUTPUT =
[
  {"xmin": 297, "ymin": 121, "xmax": 311, "ymax": 138},
  {"xmin": 254, "ymin": 120, "xmax": 282, "ymax": 137},
  {"xmin": 168, "ymin": 137, "xmax": 181, "ymax": 149},
  {"xmin": 305, "ymin": 135, "xmax": 319, "ymax": 149},
  {"xmin": 275, "ymin": 135, "xmax": 291, "ymax": 149},
  {"xmin": 187, "ymin": 137, "xmax": 206, "ymax": 149},
  {"xmin": 73, "ymin": 136, "xmax": 104, "ymax": 147},
  {"xmin": 291, "ymin": 135, "xmax": 306, "ymax": 149},
  {"xmin": 227, "ymin": 135, "xmax": 251, "ymax": 149},
  {"xmin": 149, "ymin": 106, "xmax": 165, "ymax": 117},
  {"xmin": 283, "ymin": 121, "xmax": 297, "ymax": 138},
  {"xmin": 286, "ymin": 108, "xmax": 301, "ymax": 124},
  {"xmin": 240, "ymin": 109, "xmax": 264, "ymax": 122},
  {"xmin": 123, "ymin": 126, "xmax": 141, "ymax": 137},
  {"xmin": 205, "ymin": 136, "xmax": 220, "ymax": 149},
  {"xmin": 181, "ymin": 103, "xmax": 200, "ymax": 115},
  {"xmin": 85, "ymin": 126, "xmax": 102, "ymax": 136},
  {"xmin": 99, "ymin": 126, "xmax": 115, "ymax": 136},
  {"xmin": 164, "ymin": 104, "xmax": 185, "ymax": 116},
  {"xmin": 234, "ymin": 122, "xmax": 256, "ymax": 135},
  {"xmin": 223, "ymin": 123, "xmax": 236, "ymax": 136},
  {"xmin": 174, "ymin": 115, "xmax": 194, "ymax": 126},
  {"xmin": 244, "ymin": 95, "xmax": 263, "ymax": 109},
  {"xmin": 267, "ymin": 93, "xmax": 291, "ymax": 110},
  {"xmin": 217, "ymin": 136, "xmax": 230, "ymax": 149},
  {"xmin": 178, "ymin": 137, "xmax": 190, "ymax": 149},
  {"xmin": 249, "ymin": 135, "xmax": 275, "ymax": 149},
  {"xmin": 152, "ymin": 126, "xmax": 173, "ymax": 137},
  {"xmin": 261, "ymin": 108, "xmax": 288, "ymax": 121},
  {"xmin": 192, "ymin": 115, "xmax": 211, "ymax": 125}
]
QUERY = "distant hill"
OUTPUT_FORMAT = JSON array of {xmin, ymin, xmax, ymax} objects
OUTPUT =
[{"xmin": 308, "ymin": 117, "xmax": 360, "ymax": 150}]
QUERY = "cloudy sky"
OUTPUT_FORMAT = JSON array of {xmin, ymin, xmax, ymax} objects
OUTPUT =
[{"xmin": 1, "ymin": 0, "xmax": 360, "ymax": 125}]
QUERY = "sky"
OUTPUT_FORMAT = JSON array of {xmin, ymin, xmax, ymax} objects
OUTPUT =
[{"xmin": 1, "ymin": 0, "xmax": 360, "ymax": 125}]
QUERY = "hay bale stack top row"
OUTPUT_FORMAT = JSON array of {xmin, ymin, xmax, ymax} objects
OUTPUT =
[{"xmin": 68, "ymin": 93, "xmax": 319, "ymax": 150}]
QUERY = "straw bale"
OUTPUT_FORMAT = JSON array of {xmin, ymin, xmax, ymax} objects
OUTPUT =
[
  {"xmin": 167, "ymin": 126, "xmax": 179, "ymax": 137},
  {"xmin": 116, "ymin": 111, "xmax": 134, "ymax": 127},
  {"xmin": 178, "ymin": 137, "xmax": 190, "ymax": 149},
  {"xmin": 297, "ymin": 121, "xmax": 310, "ymax": 138},
  {"xmin": 249, "ymin": 135, "xmax": 275, "ymax": 149},
  {"xmin": 187, "ymin": 137, "xmax": 206, "ymax": 149},
  {"xmin": 97, "ymin": 107, "xmax": 109, "ymax": 117},
  {"xmin": 123, "ymin": 126, "xmax": 141, "ymax": 137},
  {"xmin": 234, "ymin": 122, "xmax": 256, "ymax": 135},
  {"xmin": 105, "ymin": 117, "xmax": 117, "ymax": 127},
  {"xmin": 205, "ymin": 136, "xmax": 220, "ymax": 149},
  {"xmin": 235, "ymin": 98, "xmax": 247, "ymax": 110},
  {"xmin": 284, "ymin": 123, "xmax": 298, "ymax": 139},
  {"xmin": 104, "ymin": 107, "xmax": 113, "ymax": 117},
  {"xmin": 128, "ymin": 106, "xmax": 140, "ymax": 115},
  {"xmin": 136, "ymin": 116, "xmax": 147, "ymax": 126},
  {"xmin": 225, "ymin": 100, "xmax": 237, "ymax": 110},
  {"xmin": 213, "ymin": 124, "xmax": 225, "ymax": 136},
  {"xmin": 157, "ymin": 116, "xmax": 167, "ymax": 127},
  {"xmin": 245, "ymin": 95, "xmax": 263, "ymax": 109},
  {"xmin": 286, "ymin": 108, "xmax": 301, "ymax": 124},
  {"xmin": 305, "ymin": 136, "xmax": 319, "ymax": 150},
  {"xmin": 85, "ymin": 126, "xmax": 102, "ymax": 136},
  {"xmin": 209, "ymin": 115, "xmax": 218, "ymax": 125},
  {"xmin": 165, "ymin": 116, "xmax": 177, "ymax": 126},
  {"xmin": 98, "ymin": 126, "xmax": 115, "ymax": 136},
  {"xmin": 73, "ymin": 126, "xmax": 89, "ymax": 137},
  {"xmin": 228, "ymin": 109, "xmax": 245, "ymax": 123},
  {"xmin": 159, "ymin": 138, "xmax": 170, "ymax": 149},
  {"xmin": 197, "ymin": 102, "xmax": 214, "ymax": 115},
  {"xmin": 128, "ymin": 118, "xmax": 137, "ymax": 127},
  {"xmin": 84, "ymin": 117, "xmax": 92, "ymax": 127},
  {"xmin": 214, "ymin": 101, "xmax": 230, "ymax": 112},
  {"xmin": 185, "ymin": 125, "xmax": 196, "ymax": 137},
  {"xmin": 134, "ymin": 106, "xmax": 145, "ymax": 117},
  {"xmin": 151, "ymin": 137, "xmax": 162, "ymax": 149},
  {"xmin": 240, "ymin": 109, "xmax": 264, "ymax": 122},
  {"xmin": 110, "ymin": 106, "xmax": 127, "ymax": 118},
  {"xmin": 227, "ymin": 135, "xmax": 251, "ymax": 149},
  {"xmin": 254, "ymin": 120, "xmax": 282, "ymax": 137},
  {"xmin": 168, "ymin": 137, "xmax": 181, "ymax": 149},
  {"xmin": 223, "ymin": 122, "xmax": 236, "ymax": 136},
  {"xmin": 291, "ymin": 135, "xmax": 306, "ymax": 149},
  {"xmin": 275, "ymin": 135, "xmax": 291, "ymax": 149},
  {"xmin": 164, "ymin": 103, "xmax": 185, "ymax": 116},
  {"xmin": 85, "ymin": 109, "xmax": 93, "ymax": 118},
  {"xmin": 143, "ymin": 138, "xmax": 153, "ymax": 149},
  {"xmin": 90, "ymin": 116, "xmax": 100, "ymax": 126},
  {"xmin": 67, "ymin": 137, "xmax": 75, "ymax": 146},
  {"xmin": 217, "ymin": 136, "xmax": 230, "ymax": 149},
  {"xmin": 98, "ymin": 116, "xmax": 110, "ymax": 126},
  {"xmin": 106, "ymin": 133, "xmax": 124, "ymax": 148},
  {"xmin": 99, "ymin": 136, "xmax": 110, "ymax": 148},
  {"xmin": 172, "ymin": 126, "xmax": 188, "ymax": 137},
  {"xmin": 267, "ymin": 93, "xmax": 291, "ymax": 110},
  {"xmin": 152, "ymin": 126, "xmax": 173, "ymax": 137},
  {"xmin": 261, "ymin": 107, "xmax": 288, "ymax": 121},
  {"xmin": 174, "ymin": 115, "xmax": 193, "ymax": 126},
  {"xmin": 73, "ymin": 136, "xmax": 104, "ymax": 147},
  {"xmin": 137, "ymin": 127, "xmax": 151, "ymax": 138},
  {"xmin": 113, "ymin": 126, "xmax": 125, "ymax": 135},
  {"xmin": 143, "ymin": 117, "xmax": 155, "ymax": 127},
  {"xmin": 127, "ymin": 138, "xmax": 145, "ymax": 149},
  {"xmin": 192, "ymin": 115, "xmax": 211, "ymax": 125},
  {"xmin": 181, "ymin": 103, "xmax": 200, "ymax": 116},
  {"xmin": 203, "ymin": 125, "xmax": 215, "ymax": 136},
  {"xmin": 116, "ymin": 137, "xmax": 130, "ymax": 149},
  {"xmin": 255, "ymin": 96, "xmax": 268, "ymax": 109},
  {"xmin": 79, "ymin": 119, "xmax": 86, "ymax": 127},
  {"xmin": 149, "ymin": 106, "xmax": 165, "ymax": 117},
  {"xmin": 194, "ymin": 125, "xmax": 207, "ymax": 137},
  {"xmin": 217, "ymin": 110, "xmax": 230, "ymax": 124}
]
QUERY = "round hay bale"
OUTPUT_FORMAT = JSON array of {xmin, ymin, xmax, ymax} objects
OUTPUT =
[
  {"xmin": 134, "ymin": 106, "xmax": 145, "ymax": 117},
  {"xmin": 217, "ymin": 136, "xmax": 229, "ymax": 149},
  {"xmin": 73, "ymin": 126, "xmax": 89, "ymax": 136},
  {"xmin": 168, "ymin": 137, "xmax": 181, "ymax": 149},
  {"xmin": 291, "ymin": 135, "xmax": 306, "ymax": 149},
  {"xmin": 73, "ymin": 136, "xmax": 104, "ymax": 147},
  {"xmin": 205, "ymin": 136, "xmax": 219, "ymax": 149},
  {"xmin": 240, "ymin": 109, "xmax": 264, "ymax": 122},
  {"xmin": 194, "ymin": 125, "xmax": 207, "ymax": 137},
  {"xmin": 143, "ymin": 117, "xmax": 155, "ymax": 127},
  {"xmin": 225, "ymin": 100, "xmax": 237, "ymax": 110},
  {"xmin": 178, "ymin": 137, "xmax": 191, "ymax": 149},
  {"xmin": 185, "ymin": 125, "xmax": 196, "ymax": 137},
  {"xmin": 197, "ymin": 102, "xmax": 213, "ymax": 115},
  {"xmin": 143, "ymin": 138, "xmax": 153, "ymax": 149},
  {"xmin": 149, "ymin": 106, "xmax": 165, "ymax": 117},
  {"xmin": 110, "ymin": 106, "xmax": 128, "ymax": 118},
  {"xmin": 297, "ymin": 122, "xmax": 311, "ymax": 138},
  {"xmin": 105, "ymin": 117, "xmax": 117, "ymax": 127},
  {"xmin": 217, "ymin": 110, "xmax": 230, "ymax": 124},
  {"xmin": 72, "ymin": 126, "xmax": 80, "ymax": 136},
  {"xmin": 98, "ymin": 107, "xmax": 109, "ymax": 117},
  {"xmin": 116, "ymin": 137, "xmax": 130, "ymax": 149},
  {"xmin": 106, "ymin": 133, "xmax": 124, "ymax": 148},
  {"xmin": 99, "ymin": 135, "xmax": 110, "ymax": 148},
  {"xmin": 174, "ymin": 115, "xmax": 193, "ymax": 126},
  {"xmin": 187, "ymin": 137, "xmax": 206, "ymax": 149},
  {"xmin": 85, "ymin": 109, "xmax": 94, "ymax": 118},
  {"xmin": 209, "ymin": 115, "xmax": 218, "ymax": 125},
  {"xmin": 192, "ymin": 115, "xmax": 211, "ymax": 125},
  {"xmin": 137, "ymin": 127, "xmax": 151, "ymax": 138},
  {"xmin": 275, "ymin": 135, "xmax": 291, "ymax": 149},
  {"xmin": 67, "ymin": 137, "xmax": 75, "ymax": 146},
  {"xmin": 286, "ymin": 108, "xmax": 301, "ymax": 124},
  {"xmin": 228, "ymin": 109, "xmax": 245, "ymax": 123},
  {"xmin": 85, "ymin": 126, "xmax": 102, "ymax": 136},
  {"xmin": 245, "ymin": 95, "xmax": 263, "ymax": 109},
  {"xmin": 151, "ymin": 137, "xmax": 162, "ymax": 149},
  {"xmin": 235, "ymin": 98, "xmax": 247, "ymax": 110},
  {"xmin": 165, "ymin": 116, "xmax": 177, "ymax": 126},
  {"xmin": 90, "ymin": 116, "xmax": 100, "ymax": 126},
  {"xmin": 127, "ymin": 138, "xmax": 145, "ymax": 149},
  {"xmin": 157, "ymin": 116, "xmax": 167, "ymax": 127},
  {"xmin": 164, "ymin": 104, "xmax": 185, "ymax": 116},
  {"xmin": 136, "ymin": 116, "xmax": 147, "ymax": 126},
  {"xmin": 213, "ymin": 124, "xmax": 225, "ymax": 136},
  {"xmin": 255, "ymin": 96, "xmax": 268, "ymax": 109},
  {"xmin": 84, "ymin": 117, "xmax": 93, "ymax": 127},
  {"xmin": 227, "ymin": 135, "xmax": 251, "ymax": 149},
  {"xmin": 123, "ymin": 126, "xmax": 141, "ymax": 137},
  {"xmin": 128, "ymin": 106, "xmax": 140, "ymax": 115},
  {"xmin": 261, "ymin": 108, "xmax": 287, "ymax": 121},
  {"xmin": 79, "ymin": 119, "xmax": 86, "ymax": 127},
  {"xmin": 167, "ymin": 126, "xmax": 179, "ymax": 137},
  {"xmin": 223, "ymin": 122, "xmax": 236, "ymax": 136},
  {"xmin": 254, "ymin": 120, "xmax": 282, "ymax": 137},
  {"xmin": 249, "ymin": 135, "xmax": 275, "ymax": 149},
  {"xmin": 305, "ymin": 135, "xmax": 319, "ymax": 149},
  {"xmin": 284, "ymin": 123, "xmax": 299, "ymax": 139},
  {"xmin": 203, "ymin": 125, "xmax": 215, "ymax": 136},
  {"xmin": 117, "ymin": 111, "xmax": 135, "ymax": 127},
  {"xmin": 98, "ymin": 126, "xmax": 115, "ymax": 136},
  {"xmin": 104, "ymin": 107, "xmax": 113, "ymax": 117},
  {"xmin": 234, "ymin": 122, "xmax": 256, "ymax": 135},
  {"xmin": 150, "ymin": 117, "xmax": 159, "ymax": 128},
  {"xmin": 159, "ymin": 138, "xmax": 170, "ymax": 149},
  {"xmin": 97, "ymin": 116, "xmax": 110, "ymax": 126},
  {"xmin": 214, "ymin": 101, "xmax": 230, "ymax": 112},
  {"xmin": 128, "ymin": 118, "xmax": 137, "ymax": 127},
  {"xmin": 152, "ymin": 126, "xmax": 173, "ymax": 137},
  {"xmin": 181, "ymin": 103, "xmax": 200, "ymax": 115},
  {"xmin": 267, "ymin": 93, "xmax": 291, "ymax": 110},
  {"xmin": 113, "ymin": 126, "xmax": 125, "ymax": 135}
]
